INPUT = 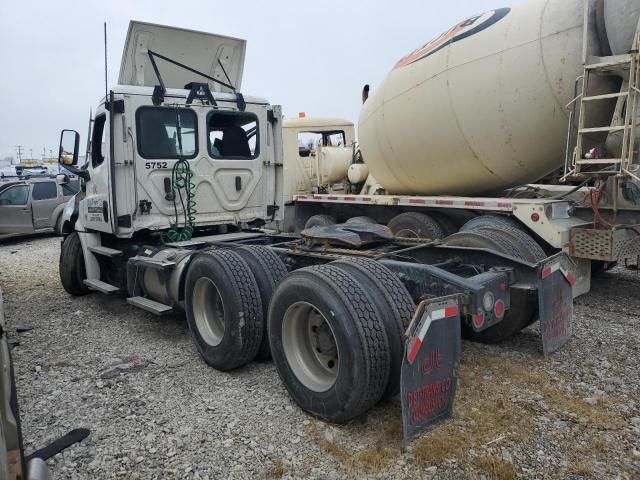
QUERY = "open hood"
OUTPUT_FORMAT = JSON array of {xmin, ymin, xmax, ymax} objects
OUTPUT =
[{"xmin": 118, "ymin": 21, "xmax": 246, "ymax": 93}]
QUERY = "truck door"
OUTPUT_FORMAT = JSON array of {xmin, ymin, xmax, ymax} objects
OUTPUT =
[
  {"xmin": 200, "ymin": 109, "xmax": 267, "ymax": 220},
  {"xmin": 81, "ymin": 113, "xmax": 114, "ymax": 234},
  {"xmin": 0, "ymin": 184, "xmax": 33, "ymax": 234},
  {"xmin": 31, "ymin": 181, "xmax": 59, "ymax": 229}
]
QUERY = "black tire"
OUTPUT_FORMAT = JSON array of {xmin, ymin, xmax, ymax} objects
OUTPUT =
[
  {"xmin": 185, "ymin": 250, "xmax": 263, "ymax": 371},
  {"xmin": 331, "ymin": 258, "xmax": 414, "ymax": 400},
  {"xmin": 234, "ymin": 246, "xmax": 288, "ymax": 361},
  {"xmin": 443, "ymin": 231, "xmax": 539, "ymax": 342},
  {"xmin": 54, "ymin": 213, "xmax": 64, "ymax": 236},
  {"xmin": 345, "ymin": 216, "xmax": 377, "ymax": 225},
  {"xmin": 59, "ymin": 232, "xmax": 90, "ymax": 296},
  {"xmin": 445, "ymin": 230, "xmax": 530, "ymax": 262},
  {"xmin": 460, "ymin": 214, "xmax": 524, "ymax": 233},
  {"xmin": 388, "ymin": 212, "xmax": 444, "ymax": 239},
  {"xmin": 474, "ymin": 227, "xmax": 546, "ymax": 263},
  {"xmin": 304, "ymin": 215, "xmax": 336, "ymax": 230},
  {"xmin": 268, "ymin": 265, "xmax": 390, "ymax": 423},
  {"xmin": 428, "ymin": 212, "xmax": 459, "ymax": 236}
]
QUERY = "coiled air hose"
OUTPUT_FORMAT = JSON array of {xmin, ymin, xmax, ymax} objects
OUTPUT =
[
  {"xmin": 167, "ymin": 158, "xmax": 197, "ymax": 242},
  {"xmin": 167, "ymin": 107, "xmax": 197, "ymax": 242}
]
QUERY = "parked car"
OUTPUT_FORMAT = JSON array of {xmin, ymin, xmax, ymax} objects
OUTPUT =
[{"xmin": 0, "ymin": 176, "xmax": 79, "ymax": 236}]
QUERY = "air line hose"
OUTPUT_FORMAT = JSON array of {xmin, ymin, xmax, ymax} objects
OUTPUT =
[{"xmin": 167, "ymin": 158, "xmax": 197, "ymax": 242}]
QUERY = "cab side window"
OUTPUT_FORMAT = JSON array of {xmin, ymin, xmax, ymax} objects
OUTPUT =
[
  {"xmin": 136, "ymin": 108, "xmax": 198, "ymax": 159},
  {"xmin": 32, "ymin": 182, "xmax": 57, "ymax": 200},
  {"xmin": 92, "ymin": 114, "xmax": 106, "ymax": 167},
  {"xmin": 208, "ymin": 112, "xmax": 259, "ymax": 159},
  {"xmin": 0, "ymin": 185, "xmax": 29, "ymax": 205}
]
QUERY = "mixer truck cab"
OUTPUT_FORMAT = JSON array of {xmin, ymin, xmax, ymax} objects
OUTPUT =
[{"xmin": 59, "ymin": 21, "xmax": 283, "ymax": 245}]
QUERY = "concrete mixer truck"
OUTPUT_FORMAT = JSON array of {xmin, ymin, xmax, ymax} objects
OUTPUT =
[
  {"xmin": 54, "ymin": 0, "xmax": 635, "ymax": 436},
  {"xmin": 284, "ymin": 0, "xmax": 640, "ymax": 296}
]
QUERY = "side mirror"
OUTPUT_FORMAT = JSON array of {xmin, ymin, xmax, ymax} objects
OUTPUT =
[
  {"xmin": 58, "ymin": 130, "xmax": 80, "ymax": 166},
  {"xmin": 56, "ymin": 173, "xmax": 69, "ymax": 185}
]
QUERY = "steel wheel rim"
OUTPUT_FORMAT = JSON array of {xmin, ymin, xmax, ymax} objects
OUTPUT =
[
  {"xmin": 192, "ymin": 277, "xmax": 225, "ymax": 347},
  {"xmin": 282, "ymin": 301, "xmax": 339, "ymax": 392}
]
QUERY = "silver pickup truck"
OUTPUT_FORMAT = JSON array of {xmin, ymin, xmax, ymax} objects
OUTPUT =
[{"xmin": 0, "ymin": 177, "xmax": 79, "ymax": 235}]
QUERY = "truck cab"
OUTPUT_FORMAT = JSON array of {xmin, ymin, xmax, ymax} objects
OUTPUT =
[{"xmin": 60, "ymin": 21, "xmax": 283, "ymax": 241}]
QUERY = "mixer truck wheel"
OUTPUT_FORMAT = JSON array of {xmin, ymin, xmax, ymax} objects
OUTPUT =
[
  {"xmin": 59, "ymin": 232, "xmax": 90, "ymax": 296},
  {"xmin": 331, "ymin": 257, "xmax": 414, "ymax": 401},
  {"xmin": 304, "ymin": 215, "xmax": 336, "ymax": 230},
  {"xmin": 268, "ymin": 265, "xmax": 390, "ymax": 423},
  {"xmin": 474, "ymin": 227, "xmax": 546, "ymax": 263},
  {"xmin": 345, "ymin": 216, "xmax": 377, "ymax": 225},
  {"xmin": 388, "ymin": 212, "xmax": 444, "ymax": 239},
  {"xmin": 460, "ymin": 214, "xmax": 524, "ymax": 233},
  {"xmin": 428, "ymin": 212, "xmax": 459, "ymax": 236},
  {"xmin": 234, "ymin": 246, "xmax": 288, "ymax": 361},
  {"xmin": 443, "ymin": 230, "xmax": 538, "ymax": 342},
  {"xmin": 185, "ymin": 250, "xmax": 263, "ymax": 371}
]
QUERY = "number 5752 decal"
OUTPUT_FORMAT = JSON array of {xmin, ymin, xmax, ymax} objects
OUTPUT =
[{"xmin": 145, "ymin": 161, "xmax": 168, "ymax": 169}]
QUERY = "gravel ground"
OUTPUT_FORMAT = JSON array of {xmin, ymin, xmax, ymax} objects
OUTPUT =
[{"xmin": 0, "ymin": 234, "xmax": 638, "ymax": 479}]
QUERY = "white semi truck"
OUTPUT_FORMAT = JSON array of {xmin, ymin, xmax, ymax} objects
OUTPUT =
[{"xmin": 55, "ymin": 0, "xmax": 637, "ymax": 434}]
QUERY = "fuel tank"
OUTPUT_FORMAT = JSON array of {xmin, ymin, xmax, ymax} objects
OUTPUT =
[{"xmin": 358, "ymin": 0, "xmax": 624, "ymax": 196}]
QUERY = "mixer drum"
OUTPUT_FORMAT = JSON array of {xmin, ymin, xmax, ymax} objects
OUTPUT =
[
  {"xmin": 605, "ymin": 0, "xmax": 640, "ymax": 55},
  {"xmin": 359, "ymin": 0, "xmax": 600, "ymax": 196}
]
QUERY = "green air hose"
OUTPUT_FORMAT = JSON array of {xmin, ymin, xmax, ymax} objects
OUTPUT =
[{"xmin": 167, "ymin": 158, "xmax": 197, "ymax": 242}]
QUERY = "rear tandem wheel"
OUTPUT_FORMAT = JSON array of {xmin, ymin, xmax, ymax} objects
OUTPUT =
[
  {"xmin": 268, "ymin": 265, "xmax": 391, "ymax": 423},
  {"xmin": 184, "ymin": 249, "xmax": 264, "ymax": 371}
]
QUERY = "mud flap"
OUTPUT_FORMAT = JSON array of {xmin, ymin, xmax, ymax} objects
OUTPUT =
[
  {"xmin": 538, "ymin": 254, "xmax": 575, "ymax": 356},
  {"xmin": 400, "ymin": 296, "xmax": 461, "ymax": 444}
]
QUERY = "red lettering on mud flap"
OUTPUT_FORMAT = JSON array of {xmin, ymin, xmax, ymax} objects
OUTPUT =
[
  {"xmin": 401, "ymin": 298, "xmax": 461, "ymax": 444},
  {"xmin": 538, "ymin": 255, "xmax": 575, "ymax": 356}
]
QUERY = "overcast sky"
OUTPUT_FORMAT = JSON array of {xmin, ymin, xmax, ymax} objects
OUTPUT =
[{"xmin": 0, "ymin": 0, "xmax": 514, "ymax": 162}]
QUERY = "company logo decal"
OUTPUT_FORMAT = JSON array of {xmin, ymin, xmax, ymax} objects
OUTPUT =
[{"xmin": 393, "ymin": 8, "xmax": 510, "ymax": 70}]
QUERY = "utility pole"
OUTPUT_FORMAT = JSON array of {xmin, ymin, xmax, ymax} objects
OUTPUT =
[{"xmin": 14, "ymin": 145, "xmax": 24, "ymax": 164}]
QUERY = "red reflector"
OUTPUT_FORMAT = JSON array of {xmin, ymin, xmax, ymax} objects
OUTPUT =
[
  {"xmin": 327, "ymin": 196, "xmax": 338, "ymax": 200},
  {"xmin": 409, "ymin": 199, "xmax": 426, "ymax": 205},
  {"xmin": 565, "ymin": 271, "xmax": 577, "ymax": 286},
  {"xmin": 541, "ymin": 266, "xmax": 552, "ymax": 279},
  {"xmin": 436, "ymin": 200, "xmax": 454, "ymax": 206},
  {"xmin": 472, "ymin": 313, "xmax": 484, "ymax": 329},
  {"xmin": 444, "ymin": 306, "xmax": 459, "ymax": 318},
  {"xmin": 407, "ymin": 337, "xmax": 422, "ymax": 364},
  {"xmin": 494, "ymin": 300, "xmax": 505, "ymax": 319},
  {"xmin": 531, "ymin": 213, "xmax": 540, "ymax": 222},
  {"xmin": 499, "ymin": 282, "xmax": 507, "ymax": 291}
]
